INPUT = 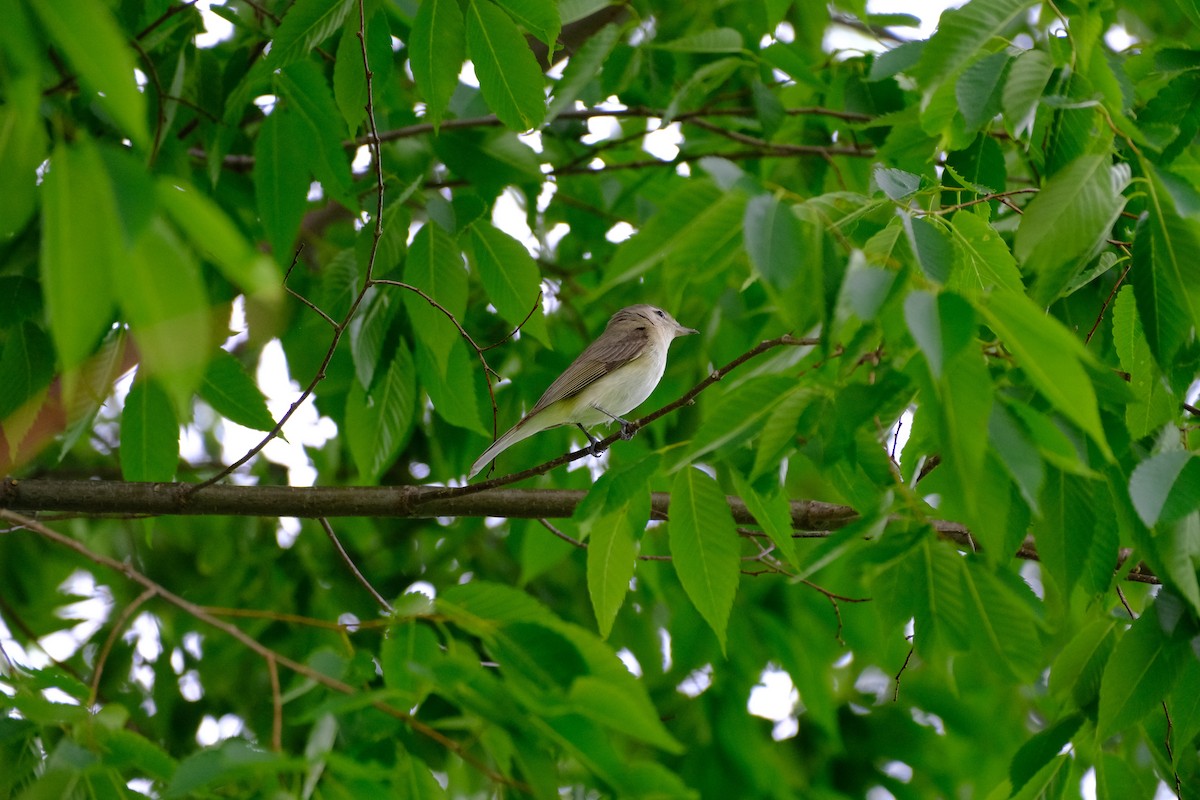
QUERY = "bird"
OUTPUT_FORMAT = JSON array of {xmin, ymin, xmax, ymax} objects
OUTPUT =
[{"xmin": 468, "ymin": 304, "xmax": 698, "ymax": 478}]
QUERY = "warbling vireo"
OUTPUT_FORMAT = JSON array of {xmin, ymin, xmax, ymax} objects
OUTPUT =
[{"xmin": 468, "ymin": 304, "xmax": 698, "ymax": 478}]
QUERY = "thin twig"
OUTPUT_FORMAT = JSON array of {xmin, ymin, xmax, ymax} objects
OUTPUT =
[
  {"xmin": 88, "ymin": 587, "xmax": 156, "ymax": 707},
  {"xmin": 319, "ymin": 517, "xmax": 392, "ymax": 614},
  {"xmin": 267, "ymin": 654, "xmax": 282, "ymax": 752}
]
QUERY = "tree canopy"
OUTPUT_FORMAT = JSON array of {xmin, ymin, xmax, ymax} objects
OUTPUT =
[{"xmin": 2, "ymin": 0, "xmax": 1200, "ymax": 796}]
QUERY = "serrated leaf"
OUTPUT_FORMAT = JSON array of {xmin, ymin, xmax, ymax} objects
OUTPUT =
[
  {"xmin": 199, "ymin": 349, "xmax": 276, "ymax": 432},
  {"xmin": 744, "ymin": 193, "xmax": 803, "ymax": 289},
  {"xmin": 254, "ymin": 108, "xmax": 311, "ymax": 267},
  {"xmin": 1015, "ymin": 155, "xmax": 1128, "ymax": 305},
  {"xmin": 410, "ymin": 0, "xmax": 465, "ymax": 131},
  {"xmin": 465, "ymin": 0, "xmax": 546, "ymax": 130},
  {"xmin": 403, "ymin": 222, "xmax": 467, "ymax": 373},
  {"xmin": 903, "ymin": 214, "xmax": 954, "ymax": 283},
  {"xmin": 28, "ymin": 0, "xmax": 148, "ymax": 148},
  {"xmin": 156, "ymin": 180, "xmax": 281, "ymax": 302},
  {"xmin": 495, "ymin": 0, "xmax": 561, "ymax": 49},
  {"xmin": 948, "ymin": 209, "xmax": 1024, "ymax": 295},
  {"xmin": 867, "ymin": 40, "xmax": 925, "ymax": 81},
  {"xmin": 349, "ymin": 288, "xmax": 396, "ymax": 389},
  {"xmin": 121, "ymin": 375, "xmax": 178, "ymax": 482},
  {"xmin": 346, "ymin": 342, "xmax": 416, "ymax": 482},
  {"xmin": 731, "ymin": 472, "xmax": 797, "ymax": 569},
  {"xmin": 1112, "ymin": 287, "xmax": 1174, "ymax": 438},
  {"xmin": 955, "ymin": 51, "xmax": 1011, "ymax": 129},
  {"xmin": 0, "ymin": 322, "xmax": 54, "ymax": 421},
  {"xmin": 585, "ymin": 509, "xmax": 637, "ymax": 639},
  {"xmin": 669, "ymin": 468, "xmax": 739, "ymax": 653},
  {"xmin": 988, "ymin": 402, "xmax": 1044, "ymax": 511},
  {"xmin": 117, "ymin": 219, "xmax": 211, "ymax": 406},
  {"xmin": 1098, "ymin": 602, "xmax": 1189, "ymax": 737},
  {"xmin": 467, "ymin": 222, "xmax": 549, "ymax": 345},
  {"xmin": 546, "ymin": 23, "xmax": 620, "ymax": 122},
  {"xmin": 1129, "ymin": 451, "xmax": 1200, "ymax": 527},
  {"xmin": 874, "ymin": 166, "xmax": 921, "ymax": 200},
  {"xmin": 980, "ymin": 291, "xmax": 1109, "ymax": 458},
  {"xmin": 681, "ymin": 376, "xmax": 795, "ymax": 468},
  {"xmin": 915, "ymin": 0, "xmax": 1034, "ymax": 92},
  {"xmin": 277, "ymin": 60, "xmax": 355, "ymax": 209},
  {"xmin": 1003, "ymin": 49, "xmax": 1053, "ymax": 137},
  {"xmin": 1129, "ymin": 164, "xmax": 1200, "ymax": 370},
  {"xmin": 40, "ymin": 140, "xmax": 119, "ymax": 369},
  {"xmin": 263, "ymin": 0, "xmax": 354, "ymax": 70}
]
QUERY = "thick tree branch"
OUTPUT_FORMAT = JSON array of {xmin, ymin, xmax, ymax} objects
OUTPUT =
[{"xmin": 0, "ymin": 478, "xmax": 1160, "ymax": 584}]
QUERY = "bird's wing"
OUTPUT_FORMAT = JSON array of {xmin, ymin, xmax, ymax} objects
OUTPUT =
[{"xmin": 528, "ymin": 324, "xmax": 650, "ymax": 414}]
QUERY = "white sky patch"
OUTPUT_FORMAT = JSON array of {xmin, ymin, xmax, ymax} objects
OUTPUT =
[
  {"xmin": 351, "ymin": 145, "xmax": 372, "ymax": 175},
  {"xmin": 253, "ymin": 95, "xmax": 277, "ymax": 115},
  {"xmin": 196, "ymin": 1, "xmax": 235, "ymax": 49},
  {"xmin": 643, "ymin": 120, "xmax": 682, "ymax": 161},
  {"xmin": 604, "ymin": 221, "xmax": 635, "ymax": 243},
  {"xmin": 616, "ymin": 648, "xmax": 643, "ymax": 677},
  {"xmin": 677, "ymin": 663, "xmax": 713, "ymax": 697},
  {"xmin": 492, "ymin": 189, "xmax": 538, "ymax": 255},
  {"xmin": 1104, "ymin": 24, "xmax": 1137, "ymax": 50},
  {"xmin": 747, "ymin": 664, "xmax": 801, "ymax": 740},
  {"xmin": 459, "ymin": 61, "xmax": 480, "ymax": 88}
]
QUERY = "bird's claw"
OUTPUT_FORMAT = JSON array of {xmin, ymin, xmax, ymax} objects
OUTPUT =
[{"xmin": 619, "ymin": 421, "xmax": 637, "ymax": 441}]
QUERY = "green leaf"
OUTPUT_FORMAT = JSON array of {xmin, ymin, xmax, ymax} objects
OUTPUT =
[
  {"xmin": 120, "ymin": 376, "xmax": 179, "ymax": 482},
  {"xmin": 0, "ymin": 322, "xmax": 54, "ymax": 421},
  {"xmin": 669, "ymin": 468, "xmax": 740, "ymax": 653},
  {"xmin": 380, "ymin": 621, "xmax": 440, "ymax": 706},
  {"xmin": 467, "ymin": 222, "xmax": 549, "ymax": 345},
  {"xmin": 1048, "ymin": 616, "xmax": 1117, "ymax": 709},
  {"xmin": 40, "ymin": 140, "xmax": 120, "ymax": 369},
  {"xmin": 1009, "ymin": 714, "xmax": 1083, "ymax": 795},
  {"xmin": 955, "ymin": 51, "xmax": 1011, "ymax": 129},
  {"xmin": 914, "ymin": 0, "xmax": 1035, "ymax": 92},
  {"xmin": 585, "ymin": 509, "xmax": 637, "ymax": 639},
  {"xmin": 569, "ymin": 677, "xmax": 683, "ymax": 752},
  {"xmin": 1032, "ymin": 470, "xmax": 1096, "ymax": 598},
  {"xmin": 903, "ymin": 290, "xmax": 975, "ymax": 378},
  {"xmin": 333, "ymin": 10, "xmax": 393, "ymax": 134},
  {"xmin": 1112, "ymin": 287, "xmax": 1174, "ymax": 438},
  {"xmin": 28, "ymin": 0, "xmax": 148, "ymax": 148},
  {"xmin": 278, "ymin": 60, "xmax": 356, "ymax": 209},
  {"xmin": 979, "ymin": 291, "xmax": 1109, "ymax": 458},
  {"xmin": 349, "ymin": 288, "xmax": 396, "ymax": 389},
  {"xmin": 1129, "ymin": 164, "xmax": 1200, "ymax": 369},
  {"xmin": 743, "ymin": 194, "xmax": 803, "ymax": 289},
  {"xmin": 873, "ymin": 166, "xmax": 921, "ymax": 200},
  {"xmin": 731, "ymin": 472, "xmax": 798, "ymax": 569},
  {"xmin": 546, "ymin": 23, "xmax": 621, "ymax": 122},
  {"xmin": 0, "ymin": 77, "xmax": 46, "ymax": 238},
  {"xmin": 117, "ymin": 219, "xmax": 211, "ymax": 406},
  {"xmin": 156, "ymin": 180, "xmax": 281, "ymax": 302},
  {"xmin": 902, "ymin": 214, "xmax": 953, "ymax": 283},
  {"xmin": 1129, "ymin": 452, "xmax": 1200, "ymax": 527},
  {"xmin": 410, "ymin": 0, "xmax": 466, "ymax": 131},
  {"xmin": 1002, "ymin": 49, "xmax": 1053, "ymax": 138},
  {"xmin": 1097, "ymin": 602, "xmax": 1189, "ymax": 737},
  {"xmin": 254, "ymin": 108, "xmax": 312, "ymax": 267},
  {"xmin": 415, "ymin": 335, "xmax": 486, "ymax": 435},
  {"xmin": 465, "ymin": 0, "xmax": 547, "ymax": 131},
  {"xmin": 199, "ymin": 350, "xmax": 276, "ymax": 433},
  {"xmin": 166, "ymin": 739, "xmax": 291, "ymax": 798},
  {"xmin": 403, "ymin": 222, "xmax": 468, "ymax": 373},
  {"xmin": 494, "ymin": 0, "xmax": 561, "ymax": 48},
  {"xmin": 987, "ymin": 402, "xmax": 1044, "ymax": 511},
  {"xmin": 346, "ymin": 342, "xmax": 416, "ymax": 482},
  {"xmin": 949, "ymin": 208, "xmax": 1024, "ymax": 296},
  {"xmin": 682, "ymin": 376, "xmax": 796, "ymax": 467},
  {"xmin": 1015, "ymin": 155, "xmax": 1129, "ymax": 305},
  {"xmin": 654, "ymin": 27, "xmax": 743, "ymax": 53},
  {"xmin": 263, "ymin": 0, "xmax": 354, "ymax": 70}
]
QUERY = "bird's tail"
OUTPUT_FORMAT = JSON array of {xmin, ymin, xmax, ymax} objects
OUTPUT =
[{"xmin": 468, "ymin": 418, "xmax": 538, "ymax": 479}]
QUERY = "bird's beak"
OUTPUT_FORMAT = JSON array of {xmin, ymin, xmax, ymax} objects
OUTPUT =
[{"xmin": 677, "ymin": 324, "xmax": 699, "ymax": 336}]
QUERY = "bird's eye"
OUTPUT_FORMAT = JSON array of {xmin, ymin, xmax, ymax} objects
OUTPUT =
[{"xmin": 655, "ymin": 309, "xmax": 665, "ymax": 317}]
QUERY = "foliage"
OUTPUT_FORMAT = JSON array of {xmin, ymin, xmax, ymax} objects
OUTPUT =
[{"xmin": 2, "ymin": 0, "xmax": 1200, "ymax": 797}]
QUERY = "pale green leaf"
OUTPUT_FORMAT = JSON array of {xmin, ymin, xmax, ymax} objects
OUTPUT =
[
  {"xmin": 120, "ymin": 376, "xmax": 179, "ymax": 483},
  {"xmin": 1002, "ymin": 49, "xmax": 1054, "ymax": 137},
  {"xmin": 955, "ymin": 51, "xmax": 1011, "ymax": 129},
  {"xmin": 903, "ymin": 290, "xmax": 975, "ymax": 378},
  {"xmin": 654, "ymin": 27, "xmax": 743, "ymax": 53},
  {"xmin": 277, "ymin": 60, "xmax": 356, "ymax": 209},
  {"xmin": 156, "ymin": 180, "xmax": 281, "ymax": 302},
  {"xmin": 29, "ymin": 0, "xmax": 148, "ymax": 148},
  {"xmin": 467, "ymin": 223, "xmax": 549, "ymax": 345},
  {"xmin": 465, "ymin": 0, "xmax": 547, "ymax": 130},
  {"xmin": 494, "ymin": 0, "xmax": 561, "ymax": 48},
  {"xmin": 874, "ymin": 166, "xmax": 921, "ymax": 200},
  {"xmin": 117, "ymin": 219, "xmax": 211, "ymax": 406},
  {"xmin": 410, "ymin": 0, "xmax": 465, "ymax": 131},
  {"xmin": 1129, "ymin": 451, "xmax": 1200, "ymax": 527},
  {"xmin": 980, "ymin": 291, "xmax": 1109, "ymax": 457},
  {"xmin": 349, "ymin": 289, "xmax": 396, "ymax": 390},
  {"xmin": 731, "ymin": 472, "xmax": 798, "ymax": 569},
  {"xmin": 669, "ymin": 468, "xmax": 740, "ymax": 652},
  {"xmin": 0, "ymin": 78, "xmax": 46, "ymax": 238},
  {"xmin": 915, "ymin": 0, "xmax": 1035, "ymax": 92},
  {"xmin": 40, "ymin": 140, "xmax": 119, "ymax": 369},
  {"xmin": 199, "ymin": 350, "xmax": 276, "ymax": 433},
  {"xmin": 743, "ymin": 194, "xmax": 803, "ymax": 289},
  {"xmin": 949, "ymin": 208, "xmax": 1024, "ymax": 296},
  {"xmin": 1098, "ymin": 602, "xmax": 1188, "ymax": 737},
  {"xmin": 585, "ymin": 510, "xmax": 637, "ymax": 639},
  {"xmin": 903, "ymin": 214, "xmax": 953, "ymax": 283},
  {"xmin": 681, "ymin": 376, "xmax": 796, "ymax": 467}
]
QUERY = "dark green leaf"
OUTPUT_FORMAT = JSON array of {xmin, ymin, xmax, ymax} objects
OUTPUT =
[
  {"xmin": 346, "ymin": 342, "xmax": 416, "ymax": 481},
  {"xmin": 743, "ymin": 193, "xmax": 803, "ymax": 289},
  {"xmin": 1098, "ymin": 602, "xmax": 1189, "ymax": 737},
  {"xmin": 410, "ymin": 0, "xmax": 466, "ymax": 131},
  {"xmin": 263, "ymin": 0, "xmax": 354, "ymax": 70},
  {"xmin": 903, "ymin": 214, "xmax": 954, "ymax": 283},
  {"xmin": 254, "ymin": 109, "xmax": 312, "ymax": 267},
  {"xmin": 467, "ymin": 222, "xmax": 549, "ymax": 345},
  {"xmin": 669, "ymin": 468, "xmax": 740, "ymax": 652},
  {"xmin": 465, "ymin": 0, "xmax": 546, "ymax": 130},
  {"xmin": 199, "ymin": 349, "xmax": 276, "ymax": 433}
]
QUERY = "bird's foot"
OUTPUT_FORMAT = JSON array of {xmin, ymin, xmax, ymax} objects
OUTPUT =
[{"xmin": 619, "ymin": 420, "xmax": 637, "ymax": 440}]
